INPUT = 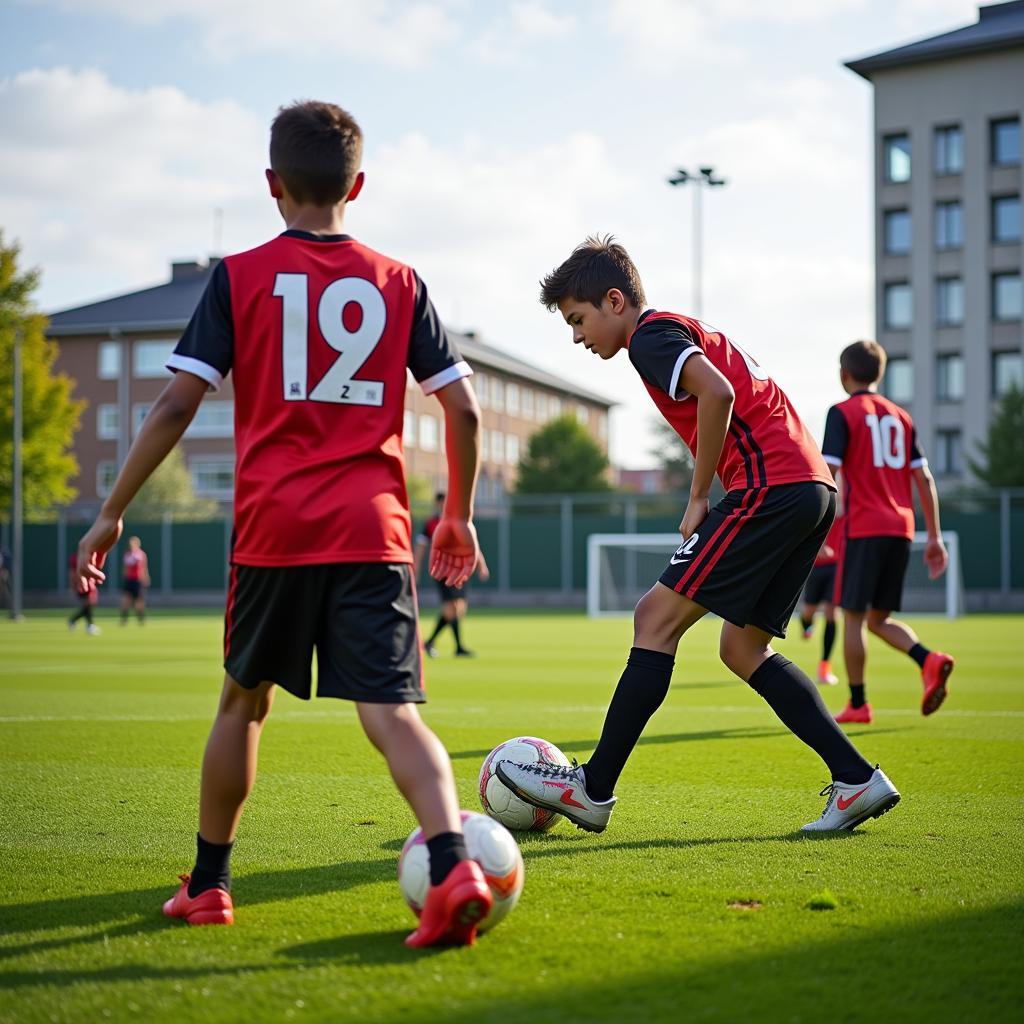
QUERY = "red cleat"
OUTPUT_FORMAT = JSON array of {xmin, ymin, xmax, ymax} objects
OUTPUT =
[
  {"xmin": 921, "ymin": 651, "xmax": 954, "ymax": 716},
  {"xmin": 835, "ymin": 702, "xmax": 873, "ymax": 725},
  {"xmin": 162, "ymin": 874, "xmax": 234, "ymax": 925},
  {"xmin": 405, "ymin": 860, "xmax": 492, "ymax": 949}
]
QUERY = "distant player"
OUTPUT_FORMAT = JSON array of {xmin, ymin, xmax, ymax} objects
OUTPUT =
[
  {"xmin": 75, "ymin": 101, "xmax": 492, "ymax": 947},
  {"xmin": 498, "ymin": 236, "xmax": 898, "ymax": 834},
  {"xmin": 822, "ymin": 340, "xmax": 953, "ymax": 724},
  {"xmin": 67, "ymin": 553, "xmax": 100, "ymax": 635},
  {"xmin": 798, "ymin": 512, "xmax": 844, "ymax": 685},
  {"xmin": 415, "ymin": 491, "xmax": 491, "ymax": 657},
  {"xmin": 120, "ymin": 536, "xmax": 150, "ymax": 625}
]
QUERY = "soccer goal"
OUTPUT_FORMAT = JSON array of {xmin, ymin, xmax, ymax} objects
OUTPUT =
[{"xmin": 586, "ymin": 531, "xmax": 964, "ymax": 619}]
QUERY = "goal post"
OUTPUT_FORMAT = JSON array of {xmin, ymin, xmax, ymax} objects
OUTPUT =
[{"xmin": 587, "ymin": 530, "xmax": 963, "ymax": 619}]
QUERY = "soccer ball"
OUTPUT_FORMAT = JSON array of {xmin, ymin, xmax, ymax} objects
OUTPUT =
[
  {"xmin": 478, "ymin": 736, "xmax": 571, "ymax": 831},
  {"xmin": 397, "ymin": 810, "xmax": 524, "ymax": 932}
]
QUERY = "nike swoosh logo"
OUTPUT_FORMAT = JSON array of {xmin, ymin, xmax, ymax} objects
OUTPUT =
[
  {"xmin": 670, "ymin": 556, "xmax": 692, "ymax": 565},
  {"xmin": 837, "ymin": 785, "xmax": 870, "ymax": 811},
  {"xmin": 541, "ymin": 781, "xmax": 587, "ymax": 809}
]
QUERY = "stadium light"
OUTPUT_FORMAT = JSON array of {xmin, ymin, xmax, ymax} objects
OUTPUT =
[{"xmin": 667, "ymin": 165, "xmax": 728, "ymax": 318}]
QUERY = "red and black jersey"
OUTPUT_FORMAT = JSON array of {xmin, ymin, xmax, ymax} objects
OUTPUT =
[
  {"xmin": 418, "ymin": 515, "xmax": 441, "ymax": 543},
  {"xmin": 123, "ymin": 549, "xmax": 147, "ymax": 581},
  {"xmin": 168, "ymin": 231, "xmax": 470, "ymax": 567},
  {"xmin": 627, "ymin": 311, "xmax": 834, "ymax": 494},
  {"xmin": 821, "ymin": 391, "xmax": 924, "ymax": 540},
  {"xmin": 814, "ymin": 514, "xmax": 845, "ymax": 567}
]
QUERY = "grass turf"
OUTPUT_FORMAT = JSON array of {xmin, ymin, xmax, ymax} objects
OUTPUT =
[{"xmin": 1, "ymin": 610, "xmax": 1022, "ymax": 1023}]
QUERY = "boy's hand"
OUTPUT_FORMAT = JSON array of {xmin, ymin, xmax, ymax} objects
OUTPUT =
[
  {"xmin": 429, "ymin": 517, "xmax": 480, "ymax": 588},
  {"xmin": 924, "ymin": 536, "xmax": 948, "ymax": 581},
  {"xmin": 76, "ymin": 512, "xmax": 123, "ymax": 587},
  {"xmin": 679, "ymin": 496, "xmax": 710, "ymax": 541}
]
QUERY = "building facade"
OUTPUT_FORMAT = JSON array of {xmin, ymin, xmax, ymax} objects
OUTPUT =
[
  {"xmin": 47, "ymin": 260, "xmax": 614, "ymax": 514},
  {"xmin": 846, "ymin": 1, "xmax": 1023, "ymax": 481}
]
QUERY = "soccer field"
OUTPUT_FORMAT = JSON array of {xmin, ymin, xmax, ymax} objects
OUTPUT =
[{"xmin": 1, "ymin": 611, "xmax": 1022, "ymax": 1024}]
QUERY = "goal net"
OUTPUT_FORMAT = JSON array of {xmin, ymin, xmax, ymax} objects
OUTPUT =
[{"xmin": 586, "ymin": 531, "xmax": 964, "ymax": 619}]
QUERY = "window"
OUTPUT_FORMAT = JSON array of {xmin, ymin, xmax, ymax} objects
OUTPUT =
[
  {"xmin": 550, "ymin": 396, "xmax": 562, "ymax": 418},
  {"xmin": 936, "ymin": 354, "xmax": 965, "ymax": 401},
  {"xmin": 992, "ymin": 351, "xmax": 1023, "ymax": 397},
  {"xmin": 97, "ymin": 404, "xmax": 119, "ymax": 440},
  {"xmin": 475, "ymin": 372, "xmax": 488, "ymax": 410},
  {"xmin": 480, "ymin": 429, "xmax": 489, "ymax": 462},
  {"xmin": 883, "ymin": 133, "xmax": 911, "ymax": 183},
  {"xmin": 883, "ymin": 209, "xmax": 911, "ymax": 254},
  {"xmin": 884, "ymin": 357, "xmax": 913, "ymax": 403},
  {"xmin": 505, "ymin": 433, "xmax": 520, "ymax": 466},
  {"xmin": 993, "ymin": 273, "xmax": 1023, "ymax": 321},
  {"xmin": 491, "ymin": 430, "xmax": 504, "ymax": 464},
  {"xmin": 184, "ymin": 401, "xmax": 233, "ymax": 438},
  {"xmin": 935, "ymin": 201, "xmax": 963, "ymax": 250},
  {"xmin": 992, "ymin": 117, "xmax": 1021, "ymax": 167},
  {"xmin": 98, "ymin": 341, "xmax": 121, "ymax": 380},
  {"xmin": 522, "ymin": 388, "xmax": 534, "ymax": 420},
  {"xmin": 403, "ymin": 410, "xmax": 416, "ymax": 448},
  {"xmin": 884, "ymin": 283, "xmax": 912, "ymax": 329},
  {"xmin": 505, "ymin": 382, "xmax": 520, "ymax": 416},
  {"xmin": 190, "ymin": 457, "xmax": 235, "ymax": 498},
  {"xmin": 536, "ymin": 393, "xmax": 548, "ymax": 421},
  {"xmin": 576, "ymin": 404, "xmax": 589, "ymax": 425},
  {"xmin": 598, "ymin": 412, "xmax": 608, "ymax": 440},
  {"xmin": 934, "ymin": 125, "xmax": 963, "ymax": 175},
  {"xmin": 96, "ymin": 460, "xmax": 117, "ymax": 498},
  {"xmin": 934, "ymin": 430, "xmax": 962, "ymax": 476},
  {"xmin": 992, "ymin": 195, "xmax": 1021, "ymax": 243},
  {"xmin": 418, "ymin": 414, "xmax": 438, "ymax": 452},
  {"xmin": 490, "ymin": 378, "xmax": 504, "ymax": 410},
  {"xmin": 134, "ymin": 339, "xmax": 176, "ymax": 378},
  {"xmin": 935, "ymin": 278, "xmax": 964, "ymax": 327},
  {"xmin": 132, "ymin": 403, "xmax": 152, "ymax": 436}
]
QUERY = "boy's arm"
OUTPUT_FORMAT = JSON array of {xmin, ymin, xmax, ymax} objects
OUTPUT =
[
  {"xmin": 912, "ymin": 464, "xmax": 947, "ymax": 580},
  {"xmin": 476, "ymin": 547, "xmax": 491, "ymax": 582},
  {"xmin": 76, "ymin": 372, "xmax": 208, "ymax": 587},
  {"xmin": 678, "ymin": 354, "xmax": 735, "ymax": 539}
]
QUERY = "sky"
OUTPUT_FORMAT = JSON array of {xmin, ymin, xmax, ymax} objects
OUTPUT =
[{"xmin": 0, "ymin": 0, "xmax": 981, "ymax": 468}]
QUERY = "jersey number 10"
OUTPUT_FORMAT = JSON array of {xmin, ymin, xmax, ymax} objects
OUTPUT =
[
  {"xmin": 273, "ymin": 274, "xmax": 386, "ymax": 406},
  {"xmin": 865, "ymin": 413, "xmax": 906, "ymax": 469}
]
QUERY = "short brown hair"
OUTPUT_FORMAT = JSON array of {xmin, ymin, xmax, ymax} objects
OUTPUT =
[
  {"xmin": 539, "ymin": 235, "xmax": 646, "ymax": 311},
  {"xmin": 270, "ymin": 101, "xmax": 363, "ymax": 205},
  {"xmin": 840, "ymin": 339, "xmax": 887, "ymax": 384}
]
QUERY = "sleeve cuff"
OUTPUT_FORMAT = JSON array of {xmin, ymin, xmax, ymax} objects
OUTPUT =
[
  {"xmin": 668, "ymin": 347, "xmax": 701, "ymax": 400},
  {"xmin": 419, "ymin": 360, "xmax": 472, "ymax": 395},
  {"xmin": 167, "ymin": 354, "xmax": 224, "ymax": 392},
  {"xmin": 822, "ymin": 454, "xmax": 843, "ymax": 467},
  {"xmin": 910, "ymin": 457, "xmax": 927, "ymax": 468}
]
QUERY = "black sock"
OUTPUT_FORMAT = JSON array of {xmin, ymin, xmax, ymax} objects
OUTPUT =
[
  {"xmin": 70, "ymin": 605, "xmax": 86, "ymax": 624},
  {"xmin": 583, "ymin": 647, "xmax": 674, "ymax": 801},
  {"xmin": 137, "ymin": 608, "xmax": 145, "ymax": 624},
  {"xmin": 426, "ymin": 831, "xmax": 468, "ymax": 885},
  {"xmin": 849, "ymin": 684, "xmax": 866, "ymax": 708},
  {"xmin": 822, "ymin": 621, "xmax": 837, "ymax": 662},
  {"xmin": 121, "ymin": 608, "xmax": 128, "ymax": 624},
  {"xmin": 800, "ymin": 615, "xmax": 813, "ymax": 631},
  {"xmin": 907, "ymin": 643, "xmax": 930, "ymax": 669},
  {"xmin": 450, "ymin": 616, "xmax": 465, "ymax": 652},
  {"xmin": 748, "ymin": 654, "xmax": 873, "ymax": 785},
  {"xmin": 188, "ymin": 833, "xmax": 233, "ymax": 897},
  {"xmin": 83, "ymin": 606, "xmax": 93, "ymax": 627},
  {"xmin": 425, "ymin": 614, "xmax": 447, "ymax": 646}
]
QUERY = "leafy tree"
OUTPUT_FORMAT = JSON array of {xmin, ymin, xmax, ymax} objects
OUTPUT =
[
  {"xmin": 129, "ymin": 445, "xmax": 219, "ymax": 521},
  {"xmin": 0, "ymin": 233, "xmax": 83, "ymax": 514},
  {"xmin": 970, "ymin": 383, "xmax": 1024, "ymax": 487},
  {"xmin": 515, "ymin": 414, "xmax": 612, "ymax": 494},
  {"xmin": 649, "ymin": 416, "xmax": 694, "ymax": 492}
]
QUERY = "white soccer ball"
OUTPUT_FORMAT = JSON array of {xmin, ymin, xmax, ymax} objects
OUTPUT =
[
  {"xmin": 478, "ymin": 736, "xmax": 572, "ymax": 831},
  {"xmin": 397, "ymin": 810, "xmax": 524, "ymax": 932}
]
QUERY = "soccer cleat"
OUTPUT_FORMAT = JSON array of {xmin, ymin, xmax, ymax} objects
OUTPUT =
[
  {"xmin": 835, "ymin": 701, "xmax": 872, "ymax": 724},
  {"xmin": 68, "ymin": 620, "xmax": 76, "ymax": 632},
  {"xmin": 801, "ymin": 767, "xmax": 900, "ymax": 832},
  {"xmin": 921, "ymin": 651, "xmax": 954, "ymax": 716},
  {"xmin": 494, "ymin": 761, "xmax": 615, "ymax": 833},
  {"xmin": 454, "ymin": 648, "xmax": 475, "ymax": 658},
  {"xmin": 802, "ymin": 626, "xmax": 813, "ymax": 640},
  {"xmin": 817, "ymin": 661, "xmax": 838, "ymax": 685},
  {"xmin": 162, "ymin": 874, "xmax": 234, "ymax": 926},
  {"xmin": 424, "ymin": 644, "xmax": 439, "ymax": 659},
  {"xmin": 86, "ymin": 623, "xmax": 101, "ymax": 635},
  {"xmin": 404, "ymin": 860, "xmax": 492, "ymax": 948}
]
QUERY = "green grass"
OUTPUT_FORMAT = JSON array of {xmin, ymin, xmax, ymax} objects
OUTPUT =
[{"xmin": 1, "ymin": 610, "xmax": 1022, "ymax": 1023}]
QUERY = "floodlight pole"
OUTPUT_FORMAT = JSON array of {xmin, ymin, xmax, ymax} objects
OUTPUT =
[
  {"xmin": 667, "ymin": 166, "xmax": 727, "ymax": 320},
  {"xmin": 10, "ymin": 328, "xmax": 24, "ymax": 620}
]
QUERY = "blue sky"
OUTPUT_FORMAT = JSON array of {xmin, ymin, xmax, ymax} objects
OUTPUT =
[{"xmin": 0, "ymin": 0, "xmax": 980, "ymax": 467}]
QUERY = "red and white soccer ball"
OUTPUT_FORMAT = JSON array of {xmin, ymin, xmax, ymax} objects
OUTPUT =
[
  {"xmin": 478, "ymin": 736, "xmax": 572, "ymax": 831},
  {"xmin": 397, "ymin": 810, "xmax": 524, "ymax": 932}
]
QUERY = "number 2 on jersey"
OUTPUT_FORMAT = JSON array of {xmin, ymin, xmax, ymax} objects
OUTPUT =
[
  {"xmin": 273, "ymin": 273, "xmax": 386, "ymax": 406},
  {"xmin": 865, "ymin": 413, "xmax": 906, "ymax": 469}
]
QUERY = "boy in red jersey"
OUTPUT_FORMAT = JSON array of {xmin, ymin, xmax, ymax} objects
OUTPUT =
[
  {"xmin": 75, "ymin": 101, "xmax": 492, "ymax": 946},
  {"xmin": 798, "ymin": 512, "xmax": 845, "ymax": 685},
  {"xmin": 67, "ymin": 553, "xmax": 100, "ymax": 635},
  {"xmin": 821, "ymin": 340, "xmax": 954, "ymax": 725},
  {"xmin": 497, "ymin": 236, "xmax": 897, "ymax": 833},
  {"xmin": 120, "ymin": 536, "xmax": 150, "ymax": 625}
]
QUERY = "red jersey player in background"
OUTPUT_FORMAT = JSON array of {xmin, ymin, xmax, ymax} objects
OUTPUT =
[
  {"xmin": 798, "ymin": 511, "xmax": 845, "ymax": 685},
  {"xmin": 498, "ymin": 236, "xmax": 897, "ymax": 834},
  {"xmin": 120, "ymin": 536, "xmax": 150, "ymax": 626},
  {"xmin": 821, "ymin": 340, "xmax": 954, "ymax": 725},
  {"xmin": 67, "ymin": 553, "xmax": 100, "ymax": 635},
  {"xmin": 75, "ymin": 101, "xmax": 492, "ymax": 947}
]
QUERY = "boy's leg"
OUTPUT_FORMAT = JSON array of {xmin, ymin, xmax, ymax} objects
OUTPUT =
[
  {"xmin": 799, "ymin": 602, "xmax": 816, "ymax": 638},
  {"xmin": 136, "ymin": 595, "xmax": 146, "ymax": 624},
  {"xmin": 866, "ymin": 607, "xmax": 927, "ymax": 664},
  {"xmin": 822, "ymin": 605, "xmax": 838, "ymax": 663},
  {"xmin": 120, "ymin": 592, "xmax": 130, "ymax": 624},
  {"xmin": 451, "ymin": 597, "xmax": 471, "ymax": 655},
  {"xmin": 842, "ymin": 609, "xmax": 870, "ymax": 709}
]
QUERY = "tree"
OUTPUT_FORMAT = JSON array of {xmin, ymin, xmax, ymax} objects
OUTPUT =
[
  {"xmin": 649, "ymin": 416, "xmax": 694, "ymax": 492},
  {"xmin": 0, "ymin": 233, "xmax": 84, "ymax": 514},
  {"xmin": 129, "ymin": 446, "xmax": 219, "ymax": 521},
  {"xmin": 515, "ymin": 414, "xmax": 612, "ymax": 494},
  {"xmin": 969, "ymin": 383, "xmax": 1024, "ymax": 487}
]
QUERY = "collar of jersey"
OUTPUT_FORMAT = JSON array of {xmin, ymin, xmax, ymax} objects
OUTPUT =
[{"xmin": 281, "ymin": 230, "xmax": 353, "ymax": 243}]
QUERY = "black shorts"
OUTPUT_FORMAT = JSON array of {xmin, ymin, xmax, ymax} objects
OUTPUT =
[
  {"xmin": 837, "ymin": 536, "xmax": 910, "ymax": 613},
  {"xmin": 659, "ymin": 482, "xmax": 835, "ymax": 639},
  {"xmin": 223, "ymin": 562, "xmax": 424, "ymax": 703},
  {"xmin": 122, "ymin": 579, "xmax": 142, "ymax": 599},
  {"xmin": 435, "ymin": 580, "xmax": 466, "ymax": 602},
  {"xmin": 802, "ymin": 563, "xmax": 837, "ymax": 607}
]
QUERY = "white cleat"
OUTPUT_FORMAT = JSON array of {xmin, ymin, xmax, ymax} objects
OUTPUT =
[
  {"xmin": 495, "ymin": 761, "xmax": 615, "ymax": 833},
  {"xmin": 86, "ymin": 623, "xmax": 101, "ymax": 635},
  {"xmin": 801, "ymin": 767, "xmax": 900, "ymax": 833}
]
